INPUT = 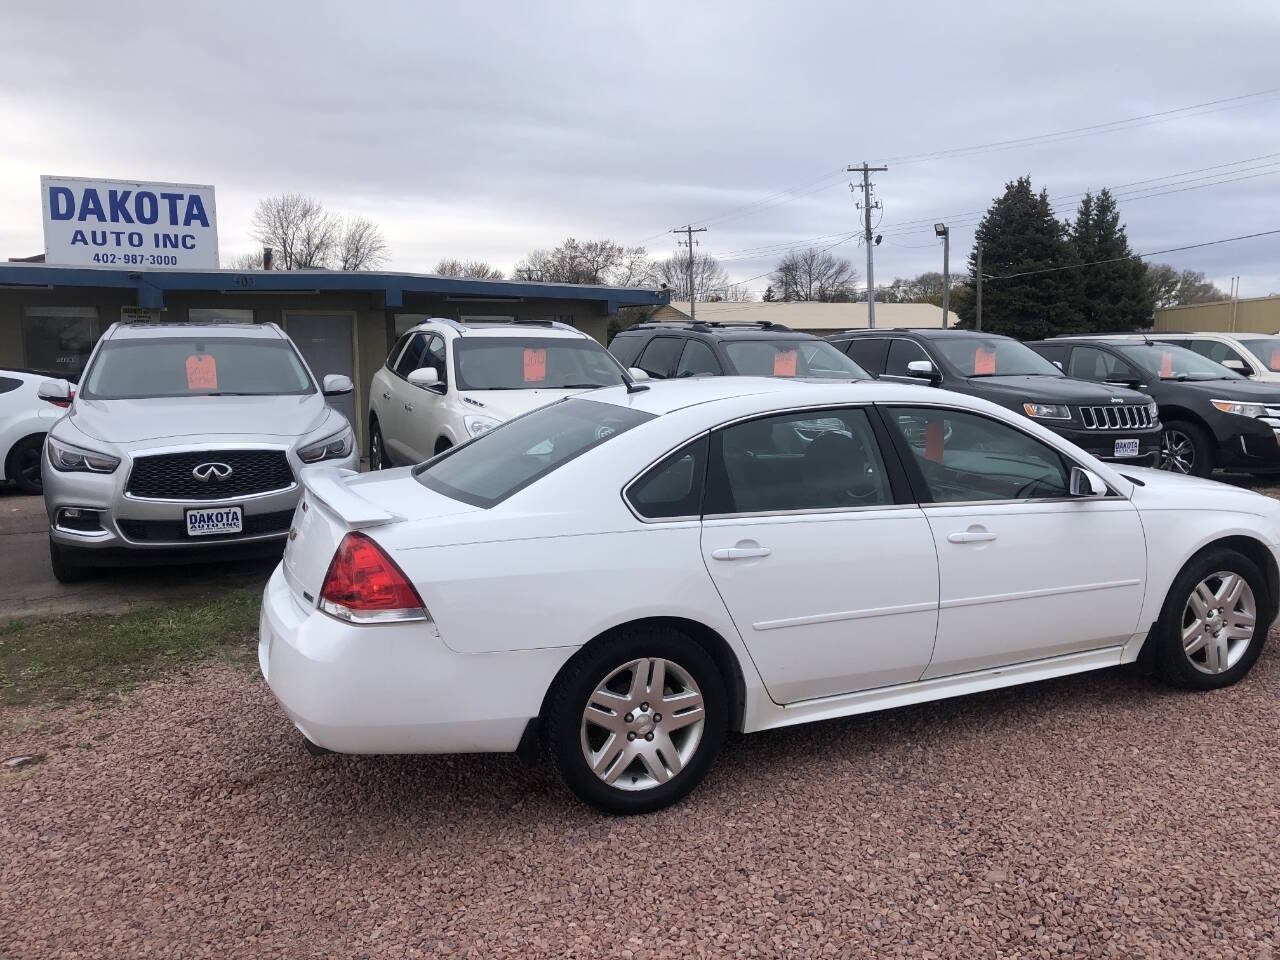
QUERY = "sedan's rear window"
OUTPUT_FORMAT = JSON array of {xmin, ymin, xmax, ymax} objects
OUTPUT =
[{"xmin": 415, "ymin": 398, "xmax": 653, "ymax": 507}]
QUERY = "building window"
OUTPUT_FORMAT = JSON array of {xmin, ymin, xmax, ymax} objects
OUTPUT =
[
  {"xmin": 22, "ymin": 307, "xmax": 99, "ymax": 379},
  {"xmin": 188, "ymin": 308, "xmax": 255, "ymax": 324},
  {"xmin": 393, "ymin": 314, "xmax": 433, "ymax": 338}
]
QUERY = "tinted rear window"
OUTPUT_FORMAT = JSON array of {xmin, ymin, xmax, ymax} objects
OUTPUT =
[
  {"xmin": 415, "ymin": 398, "xmax": 653, "ymax": 507},
  {"xmin": 723, "ymin": 340, "xmax": 869, "ymax": 379}
]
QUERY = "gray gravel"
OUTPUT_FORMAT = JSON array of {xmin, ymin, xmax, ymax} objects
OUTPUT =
[{"xmin": 4, "ymin": 644, "xmax": 1280, "ymax": 959}]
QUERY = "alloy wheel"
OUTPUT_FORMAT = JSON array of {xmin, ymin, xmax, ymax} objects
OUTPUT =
[
  {"xmin": 1160, "ymin": 428, "xmax": 1195, "ymax": 474},
  {"xmin": 17, "ymin": 444, "xmax": 42, "ymax": 490},
  {"xmin": 1181, "ymin": 570, "xmax": 1256, "ymax": 675},
  {"xmin": 580, "ymin": 657, "xmax": 705, "ymax": 791}
]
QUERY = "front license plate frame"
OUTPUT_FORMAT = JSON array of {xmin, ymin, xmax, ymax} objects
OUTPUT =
[
  {"xmin": 1113, "ymin": 438, "xmax": 1141, "ymax": 458},
  {"xmin": 185, "ymin": 505, "xmax": 244, "ymax": 537}
]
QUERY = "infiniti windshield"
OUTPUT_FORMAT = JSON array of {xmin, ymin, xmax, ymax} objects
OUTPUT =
[
  {"xmin": 416, "ymin": 398, "xmax": 652, "ymax": 507},
  {"xmin": 1114, "ymin": 343, "xmax": 1244, "ymax": 381},
  {"xmin": 723, "ymin": 340, "xmax": 869, "ymax": 379},
  {"xmin": 81, "ymin": 337, "xmax": 314, "ymax": 399},
  {"xmin": 453, "ymin": 337, "xmax": 629, "ymax": 390},
  {"xmin": 932, "ymin": 337, "xmax": 1063, "ymax": 377}
]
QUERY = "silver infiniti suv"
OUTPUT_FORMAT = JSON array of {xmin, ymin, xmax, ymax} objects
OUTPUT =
[{"xmin": 41, "ymin": 321, "xmax": 358, "ymax": 582}]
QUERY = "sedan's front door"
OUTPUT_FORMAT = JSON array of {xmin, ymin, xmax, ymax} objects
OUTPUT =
[
  {"xmin": 882, "ymin": 405, "xmax": 1146, "ymax": 677},
  {"xmin": 699, "ymin": 407, "xmax": 940, "ymax": 704}
]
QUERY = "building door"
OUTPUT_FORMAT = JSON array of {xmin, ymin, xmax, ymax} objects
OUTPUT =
[{"xmin": 285, "ymin": 313, "xmax": 357, "ymax": 429}]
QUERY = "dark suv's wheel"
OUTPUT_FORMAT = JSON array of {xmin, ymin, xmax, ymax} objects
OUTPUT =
[
  {"xmin": 1159, "ymin": 420, "xmax": 1213, "ymax": 477},
  {"xmin": 369, "ymin": 418, "xmax": 388, "ymax": 470},
  {"xmin": 7, "ymin": 434, "xmax": 45, "ymax": 494},
  {"xmin": 1151, "ymin": 547, "xmax": 1268, "ymax": 690},
  {"xmin": 545, "ymin": 624, "xmax": 728, "ymax": 815}
]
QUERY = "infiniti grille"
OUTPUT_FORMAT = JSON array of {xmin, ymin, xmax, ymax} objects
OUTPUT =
[{"xmin": 126, "ymin": 450, "xmax": 294, "ymax": 500}]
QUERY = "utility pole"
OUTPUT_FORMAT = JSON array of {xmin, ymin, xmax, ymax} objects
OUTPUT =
[
  {"xmin": 934, "ymin": 223, "xmax": 950, "ymax": 328},
  {"xmin": 975, "ymin": 242, "xmax": 983, "ymax": 331},
  {"xmin": 848, "ymin": 162, "xmax": 888, "ymax": 328},
  {"xmin": 672, "ymin": 225, "xmax": 707, "ymax": 322}
]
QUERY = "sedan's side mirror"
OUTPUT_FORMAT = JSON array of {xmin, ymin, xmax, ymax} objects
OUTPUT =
[
  {"xmin": 906, "ymin": 359, "xmax": 940, "ymax": 383},
  {"xmin": 1069, "ymin": 465, "xmax": 1108, "ymax": 498},
  {"xmin": 407, "ymin": 367, "xmax": 441, "ymax": 389},
  {"xmin": 322, "ymin": 374, "xmax": 353, "ymax": 396},
  {"xmin": 629, "ymin": 367, "xmax": 651, "ymax": 381},
  {"xmin": 38, "ymin": 379, "xmax": 72, "ymax": 406}
]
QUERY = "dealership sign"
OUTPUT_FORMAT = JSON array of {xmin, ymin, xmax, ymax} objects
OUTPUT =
[{"xmin": 41, "ymin": 176, "xmax": 219, "ymax": 269}]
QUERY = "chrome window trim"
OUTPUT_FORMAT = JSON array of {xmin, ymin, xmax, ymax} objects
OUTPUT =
[
  {"xmin": 704, "ymin": 502, "xmax": 920, "ymax": 522},
  {"xmin": 122, "ymin": 482, "xmax": 298, "ymax": 505}
]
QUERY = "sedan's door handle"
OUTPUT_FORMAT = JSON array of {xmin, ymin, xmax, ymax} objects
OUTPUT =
[
  {"xmin": 948, "ymin": 529, "xmax": 997, "ymax": 544},
  {"xmin": 711, "ymin": 545, "xmax": 772, "ymax": 561}
]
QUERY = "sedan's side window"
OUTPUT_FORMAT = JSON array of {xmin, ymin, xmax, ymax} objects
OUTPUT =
[
  {"xmin": 626, "ymin": 435, "xmax": 708, "ymax": 519},
  {"xmin": 636, "ymin": 337, "xmax": 684, "ymax": 379},
  {"xmin": 705, "ymin": 408, "xmax": 893, "ymax": 515},
  {"xmin": 393, "ymin": 334, "xmax": 427, "ymax": 378},
  {"xmin": 883, "ymin": 339, "xmax": 931, "ymax": 378},
  {"xmin": 675, "ymin": 339, "xmax": 721, "ymax": 377},
  {"xmin": 884, "ymin": 406, "xmax": 1070, "ymax": 502}
]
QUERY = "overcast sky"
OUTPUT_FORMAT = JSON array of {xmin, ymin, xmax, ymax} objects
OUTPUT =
[{"xmin": 2, "ymin": 0, "xmax": 1279, "ymax": 296}]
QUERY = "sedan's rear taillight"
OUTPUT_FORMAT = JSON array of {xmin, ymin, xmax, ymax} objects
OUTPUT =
[{"xmin": 318, "ymin": 532, "xmax": 429, "ymax": 624}]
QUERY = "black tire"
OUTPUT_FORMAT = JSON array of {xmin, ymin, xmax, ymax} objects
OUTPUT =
[
  {"xmin": 1151, "ymin": 547, "xmax": 1268, "ymax": 690},
  {"xmin": 48, "ymin": 539, "xmax": 95, "ymax": 584},
  {"xmin": 545, "ymin": 624, "xmax": 728, "ymax": 815},
  {"xmin": 1159, "ymin": 419, "xmax": 1214, "ymax": 478},
  {"xmin": 7, "ymin": 434, "xmax": 45, "ymax": 495},
  {"xmin": 369, "ymin": 418, "xmax": 388, "ymax": 470},
  {"xmin": 434, "ymin": 437, "xmax": 453, "ymax": 456}
]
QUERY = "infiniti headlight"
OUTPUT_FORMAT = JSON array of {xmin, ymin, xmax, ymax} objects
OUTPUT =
[
  {"xmin": 46, "ymin": 436, "xmax": 120, "ymax": 473},
  {"xmin": 1022, "ymin": 402, "xmax": 1072, "ymax": 421},
  {"xmin": 464, "ymin": 414, "xmax": 501, "ymax": 438},
  {"xmin": 298, "ymin": 426, "xmax": 354, "ymax": 463},
  {"xmin": 1211, "ymin": 399, "xmax": 1267, "ymax": 418}
]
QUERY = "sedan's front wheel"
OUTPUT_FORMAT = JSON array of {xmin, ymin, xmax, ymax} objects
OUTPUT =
[
  {"xmin": 1153, "ymin": 547, "xmax": 1268, "ymax": 689},
  {"xmin": 546, "ymin": 625, "xmax": 727, "ymax": 814}
]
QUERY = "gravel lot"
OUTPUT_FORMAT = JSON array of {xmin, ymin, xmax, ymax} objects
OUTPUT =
[{"xmin": 4, "ymin": 640, "xmax": 1280, "ymax": 958}]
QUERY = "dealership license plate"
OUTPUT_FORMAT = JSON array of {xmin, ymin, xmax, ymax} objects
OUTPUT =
[
  {"xmin": 1113, "ymin": 439, "xmax": 1141, "ymax": 458},
  {"xmin": 185, "ymin": 506, "xmax": 243, "ymax": 537}
]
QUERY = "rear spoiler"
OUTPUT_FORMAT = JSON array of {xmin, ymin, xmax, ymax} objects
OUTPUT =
[{"xmin": 299, "ymin": 464, "xmax": 403, "ymax": 529}]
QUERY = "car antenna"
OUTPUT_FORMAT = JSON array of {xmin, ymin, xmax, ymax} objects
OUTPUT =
[{"xmin": 620, "ymin": 367, "xmax": 649, "ymax": 394}]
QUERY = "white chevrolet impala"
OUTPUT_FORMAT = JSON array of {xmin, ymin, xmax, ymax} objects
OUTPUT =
[{"xmin": 260, "ymin": 378, "xmax": 1280, "ymax": 814}]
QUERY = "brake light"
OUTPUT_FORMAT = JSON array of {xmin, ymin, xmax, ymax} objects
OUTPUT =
[{"xmin": 318, "ymin": 532, "xmax": 428, "ymax": 624}]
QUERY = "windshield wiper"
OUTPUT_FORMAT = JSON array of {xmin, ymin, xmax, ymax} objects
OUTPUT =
[{"xmin": 559, "ymin": 382, "xmax": 609, "ymax": 389}]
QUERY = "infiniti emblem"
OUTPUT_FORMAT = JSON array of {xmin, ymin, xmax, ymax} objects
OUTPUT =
[{"xmin": 192, "ymin": 461, "xmax": 233, "ymax": 482}]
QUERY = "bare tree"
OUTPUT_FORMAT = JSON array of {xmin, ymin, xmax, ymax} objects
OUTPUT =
[
  {"xmin": 771, "ymin": 247, "xmax": 860, "ymax": 301},
  {"xmin": 225, "ymin": 249, "xmax": 266, "ymax": 270},
  {"xmin": 649, "ymin": 252, "xmax": 731, "ymax": 302},
  {"xmin": 513, "ymin": 238, "xmax": 652, "ymax": 286},
  {"xmin": 1145, "ymin": 263, "xmax": 1230, "ymax": 308},
  {"xmin": 250, "ymin": 194, "xmax": 339, "ymax": 269},
  {"xmin": 434, "ymin": 258, "xmax": 505, "ymax": 280},
  {"xmin": 337, "ymin": 216, "xmax": 388, "ymax": 271}
]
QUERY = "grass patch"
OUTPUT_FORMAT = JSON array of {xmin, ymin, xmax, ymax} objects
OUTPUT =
[{"xmin": 0, "ymin": 587, "xmax": 262, "ymax": 706}]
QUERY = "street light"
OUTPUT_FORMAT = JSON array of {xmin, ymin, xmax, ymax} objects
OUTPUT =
[{"xmin": 934, "ymin": 223, "xmax": 950, "ymax": 329}]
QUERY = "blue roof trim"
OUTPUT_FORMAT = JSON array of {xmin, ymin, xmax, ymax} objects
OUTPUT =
[{"xmin": 0, "ymin": 264, "xmax": 670, "ymax": 310}]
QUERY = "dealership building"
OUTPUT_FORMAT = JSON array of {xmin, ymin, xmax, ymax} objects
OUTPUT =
[{"xmin": 0, "ymin": 262, "xmax": 669, "ymax": 451}]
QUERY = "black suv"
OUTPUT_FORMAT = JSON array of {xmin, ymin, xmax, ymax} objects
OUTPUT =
[
  {"xmin": 1029, "ymin": 336, "xmax": 1280, "ymax": 477},
  {"xmin": 826, "ymin": 328, "xmax": 1161, "ymax": 466},
  {"xmin": 609, "ymin": 320, "xmax": 869, "ymax": 381}
]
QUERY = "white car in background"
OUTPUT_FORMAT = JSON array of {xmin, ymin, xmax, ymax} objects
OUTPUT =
[
  {"xmin": 1147, "ymin": 331, "xmax": 1280, "ymax": 383},
  {"xmin": 367, "ymin": 318, "xmax": 643, "ymax": 468},
  {"xmin": 1, "ymin": 368, "xmax": 73, "ymax": 494},
  {"xmin": 261, "ymin": 377, "xmax": 1280, "ymax": 814}
]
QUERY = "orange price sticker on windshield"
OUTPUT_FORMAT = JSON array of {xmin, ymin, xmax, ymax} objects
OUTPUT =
[
  {"xmin": 186, "ymin": 353, "xmax": 217, "ymax": 390},
  {"xmin": 523, "ymin": 348, "xmax": 547, "ymax": 383},
  {"xmin": 1159, "ymin": 352, "xmax": 1173, "ymax": 377},
  {"xmin": 773, "ymin": 349, "xmax": 798, "ymax": 377},
  {"xmin": 974, "ymin": 346, "xmax": 996, "ymax": 375},
  {"xmin": 1270, "ymin": 348, "xmax": 1280, "ymax": 369},
  {"xmin": 925, "ymin": 416, "xmax": 945, "ymax": 462}
]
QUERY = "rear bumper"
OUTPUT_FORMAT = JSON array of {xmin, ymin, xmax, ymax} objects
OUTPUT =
[{"xmin": 258, "ymin": 565, "xmax": 572, "ymax": 754}]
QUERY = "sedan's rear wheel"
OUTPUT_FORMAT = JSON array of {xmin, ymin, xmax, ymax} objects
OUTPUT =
[
  {"xmin": 546, "ymin": 625, "xmax": 727, "ymax": 814},
  {"xmin": 7, "ymin": 434, "xmax": 45, "ymax": 494},
  {"xmin": 1153, "ymin": 547, "xmax": 1267, "ymax": 689}
]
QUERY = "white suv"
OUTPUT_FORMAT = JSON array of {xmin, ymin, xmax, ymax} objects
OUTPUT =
[
  {"xmin": 368, "ymin": 318, "xmax": 638, "ymax": 467},
  {"xmin": 1145, "ymin": 331, "xmax": 1280, "ymax": 383}
]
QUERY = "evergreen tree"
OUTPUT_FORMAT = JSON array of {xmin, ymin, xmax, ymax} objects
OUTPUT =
[
  {"xmin": 954, "ymin": 176, "xmax": 1080, "ymax": 339},
  {"xmin": 1069, "ymin": 188, "xmax": 1152, "ymax": 331}
]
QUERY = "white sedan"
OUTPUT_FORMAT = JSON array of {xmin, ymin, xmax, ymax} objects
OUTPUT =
[{"xmin": 260, "ymin": 378, "xmax": 1280, "ymax": 814}]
